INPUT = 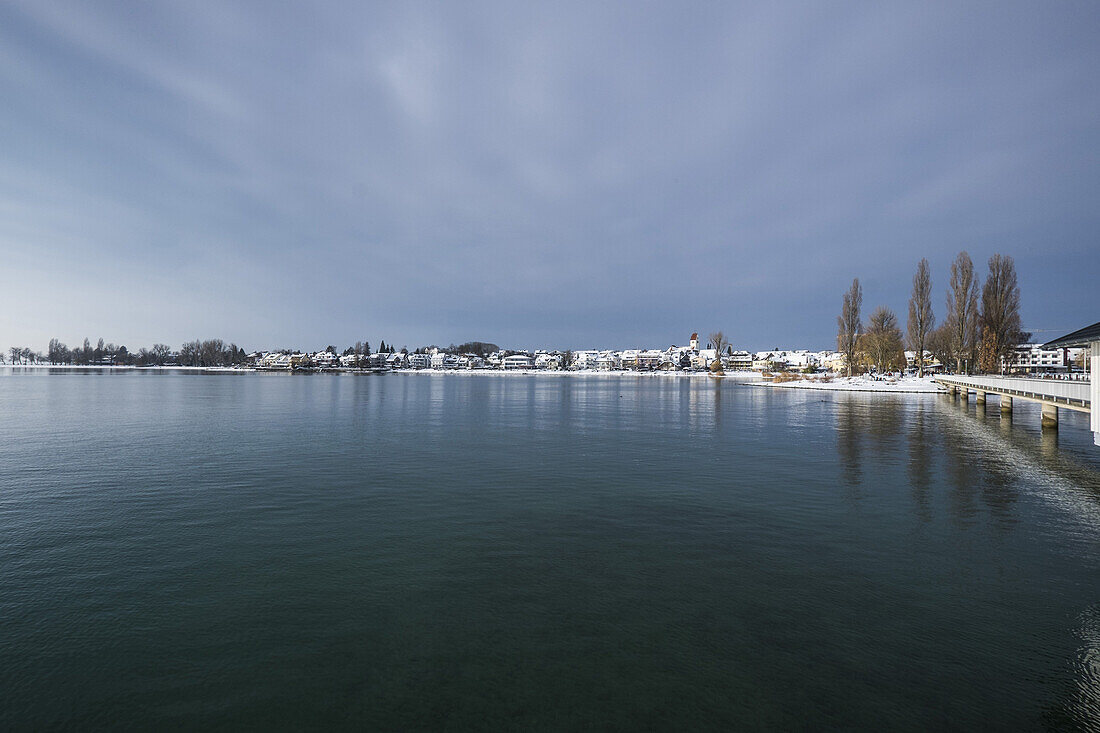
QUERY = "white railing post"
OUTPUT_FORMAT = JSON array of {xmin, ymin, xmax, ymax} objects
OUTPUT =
[{"xmin": 1091, "ymin": 341, "xmax": 1099, "ymax": 446}]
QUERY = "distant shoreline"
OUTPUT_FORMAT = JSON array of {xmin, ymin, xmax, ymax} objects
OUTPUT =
[{"xmin": 2, "ymin": 364, "xmax": 765, "ymax": 379}]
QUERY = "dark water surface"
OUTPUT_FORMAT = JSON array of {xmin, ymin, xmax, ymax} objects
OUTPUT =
[{"xmin": 2, "ymin": 369, "xmax": 1099, "ymax": 730}]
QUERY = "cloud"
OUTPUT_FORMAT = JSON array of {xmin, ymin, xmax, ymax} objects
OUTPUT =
[{"xmin": 0, "ymin": 1, "xmax": 1097, "ymax": 351}]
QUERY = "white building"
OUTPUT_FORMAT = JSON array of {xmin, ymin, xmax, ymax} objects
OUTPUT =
[
  {"xmin": 724, "ymin": 351, "xmax": 753, "ymax": 371},
  {"xmin": 502, "ymin": 354, "xmax": 534, "ymax": 369},
  {"xmin": 1006, "ymin": 343, "xmax": 1084, "ymax": 373},
  {"xmin": 596, "ymin": 351, "xmax": 620, "ymax": 370},
  {"xmin": 571, "ymin": 350, "xmax": 600, "ymax": 370},
  {"xmin": 534, "ymin": 352, "xmax": 562, "ymax": 369},
  {"xmin": 259, "ymin": 352, "xmax": 309, "ymax": 369}
]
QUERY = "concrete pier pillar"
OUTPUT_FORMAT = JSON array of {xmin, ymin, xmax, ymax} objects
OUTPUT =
[
  {"xmin": 976, "ymin": 391, "xmax": 986, "ymax": 405},
  {"xmin": 1041, "ymin": 403, "xmax": 1058, "ymax": 429},
  {"xmin": 1000, "ymin": 395, "xmax": 1012, "ymax": 414}
]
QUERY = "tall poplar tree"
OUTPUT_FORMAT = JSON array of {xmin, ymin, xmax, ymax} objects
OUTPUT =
[
  {"xmin": 978, "ymin": 254, "xmax": 1025, "ymax": 373},
  {"xmin": 945, "ymin": 252, "xmax": 979, "ymax": 373},
  {"xmin": 837, "ymin": 278, "xmax": 862, "ymax": 377},
  {"xmin": 906, "ymin": 258, "xmax": 934, "ymax": 377}
]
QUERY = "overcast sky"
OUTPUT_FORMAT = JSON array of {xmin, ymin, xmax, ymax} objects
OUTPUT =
[{"xmin": 1, "ymin": 1, "xmax": 1097, "ymax": 352}]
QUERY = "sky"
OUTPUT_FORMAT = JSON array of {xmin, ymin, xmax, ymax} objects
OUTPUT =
[{"xmin": 1, "ymin": 1, "xmax": 1098, "ymax": 353}]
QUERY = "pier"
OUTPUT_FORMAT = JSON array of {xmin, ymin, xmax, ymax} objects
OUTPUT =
[{"xmin": 934, "ymin": 320, "xmax": 1099, "ymax": 446}]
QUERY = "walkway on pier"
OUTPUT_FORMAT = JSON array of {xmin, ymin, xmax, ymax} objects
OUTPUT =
[{"xmin": 935, "ymin": 375, "xmax": 1090, "ymax": 413}]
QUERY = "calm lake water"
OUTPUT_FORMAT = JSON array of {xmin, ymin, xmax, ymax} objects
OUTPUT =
[{"xmin": 1, "ymin": 369, "xmax": 1099, "ymax": 730}]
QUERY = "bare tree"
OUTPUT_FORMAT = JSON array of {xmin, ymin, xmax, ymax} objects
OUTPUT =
[
  {"xmin": 945, "ymin": 252, "xmax": 979, "ymax": 373},
  {"xmin": 862, "ymin": 306, "xmax": 905, "ymax": 373},
  {"xmin": 906, "ymin": 258, "xmax": 934, "ymax": 377},
  {"xmin": 978, "ymin": 254, "xmax": 1024, "ymax": 374},
  {"xmin": 836, "ymin": 278, "xmax": 862, "ymax": 377},
  {"xmin": 180, "ymin": 340, "xmax": 201, "ymax": 366},
  {"xmin": 709, "ymin": 331, "xmax": 727, "ymax": 373},
  {"xmin": 151, "ymin": 344, "xmax": 171, "ymax": 365},
  {"xmin": 48, "ymin": 338, "xmax": 68, "ymax": 365},
  {"xmin": 927, "ymin": 323, "xmax": 952, "ymax": 372}
]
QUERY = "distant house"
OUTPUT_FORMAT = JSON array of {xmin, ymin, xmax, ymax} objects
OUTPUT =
[
  {"xmin": 822, "ymin": 352, "xmax": 847, "ymax": 373},
  {"xmin": 457, "ymin": 354, "xmax": 485, "ymax": 369},
  {"xmin": 752, "ymin": 352, "xmax": 788, "ymax": 371},
  {"xmin": 693, "ymin": 349, "xmax": 717, "ymax": 370},
  {"xmin": 615, "ymin": 348, "xmax": 662, "ymax": 370},
  {"xmin": 502, "ymin": 354, "xmax": 534, "ymax": 369},
  {"xmin": 724, "ymin": 351, "xmax": 753, "ymax": 371},
  {"xmin": 571, "ymin": 350, "xmax": 600, "ymax": 370},
  {"xmin": 430, "ymin": 353, "xmax": 460, "ymax": 369},
  {"xmin": 259, "ymin": 352, "xmax": 308, "ymax": 369},
  {"xmin": 596, "ymin": 351, "xmax": 620, "ymax": 370},
  {"xmin": 534, "ymin": 352, "xmax": 561, "ymax": 369},
  {"xmin": 407, "ymin": 353, "xmax": 431, "ymax": 369}
]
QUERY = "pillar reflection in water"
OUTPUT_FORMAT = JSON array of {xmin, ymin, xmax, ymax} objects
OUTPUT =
[
  {"xmin": 1041, "ymin": 427, "xmax": 1059, "ymax": 461},
  {"xmin": 908, "ymin": 402, "xmax": 933, "ymax": 522},
  {"xmin": 836, "ymin": 397, "xmax": 862, "ymax": 490}
]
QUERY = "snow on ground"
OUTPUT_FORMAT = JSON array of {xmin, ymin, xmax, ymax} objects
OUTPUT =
[
  {"xmin": 2, "ymin": 364, "xmax": 765, "ymax": 379},
  {"xmin": 1, "ymin": 364, "xmax": 253, "ymax": 372},
  {"xmin": 401, "ymin": 369, "xmax": 763, "ymax": 379},
  {"xmin": 753, "ymin": 375, "xmax": 944, "ymax": 393}
]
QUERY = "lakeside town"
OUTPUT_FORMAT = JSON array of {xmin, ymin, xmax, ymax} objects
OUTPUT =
[
  {"xmin": 4, "ymin": 253, "xmax": 1091, "ymax": 386},
  {"xmin": 3, "ymin": 331, "xmax": 1088, "ymax": 381}
]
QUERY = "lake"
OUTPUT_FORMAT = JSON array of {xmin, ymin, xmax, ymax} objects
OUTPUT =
[{"xmin": 1, "ymin": 369, "xmax": 1098, "ymax": 729}]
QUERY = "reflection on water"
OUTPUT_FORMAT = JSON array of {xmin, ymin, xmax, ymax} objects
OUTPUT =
[
  {"xmin": 836, "ymin": 398, "xmax": 862, "ymax": 490},
  {"xmin": 1070, "ymin": 604, "xmax": 1100, "ymax": 729},
  {"xmin": 1, "ymin": 371, "xmax": 1098, "ymax": 729},
  {"xmin": 908, "ymin": 402, "xmax": 933, "ymax": 523}
]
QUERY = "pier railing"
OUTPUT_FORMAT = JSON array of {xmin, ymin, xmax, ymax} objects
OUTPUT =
[{"xmin": 935, "ymin": 375, "xmax": 1090, "ymax": 412}]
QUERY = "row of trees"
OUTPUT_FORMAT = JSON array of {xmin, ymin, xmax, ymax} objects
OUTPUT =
[
  {"xmin": 1, "ymin": 338, "xmax": 251, "ymax": 367},
  {"xmin": 838, "ymin": 252, "xmax": 1025, "ymax": 376},
  {"xmin": 178, "ymin": 340, "xmax": 249, "ymax": 367},
  {"xmin": 7, "ymin": 335, "xmax": 507, "ymax": 367}
]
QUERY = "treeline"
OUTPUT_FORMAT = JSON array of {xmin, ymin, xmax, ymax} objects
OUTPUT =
[
  {"xmin": 837, "ymin": 252, "xmax": 1025, "ymax": 376},
  {"xmin": 1, "ymin": 338, "xmax": 250, "ymax": 367}
]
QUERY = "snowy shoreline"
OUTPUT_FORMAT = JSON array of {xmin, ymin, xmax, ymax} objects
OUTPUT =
[
  {"xmin": 397, "ymin": 369, "xmax": 763, "ymax": 379},
  {"xmin": 1, "ymin": 364, "xmax": 254, "ymax": 372},
  {"xmin": 751, "ymin": 375, "xmax": 945, "ymax": 393},
  {"xmin": 3, "ymin": 364, "xmax": 764, "ymax": 379}
]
